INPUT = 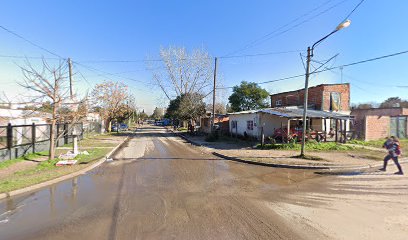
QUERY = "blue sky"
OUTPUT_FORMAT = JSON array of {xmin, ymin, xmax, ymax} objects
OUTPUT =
[{"xmin": 0, "ymin": 0, "xmax": 407, "ymax": 113}]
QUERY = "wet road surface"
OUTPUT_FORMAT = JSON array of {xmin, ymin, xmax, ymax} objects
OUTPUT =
[{"xmin": 0, "ymin": 126, "xmax": 323, "ymax": 240}]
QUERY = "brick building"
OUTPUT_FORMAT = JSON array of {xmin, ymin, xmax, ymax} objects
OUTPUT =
[
  {"xmin": 270, "ymin": 83, "xmax": 350, "ymax": 113},
  {"xmin": 351, "ymin": 107, "xmax": 408, "ymax": 140}
]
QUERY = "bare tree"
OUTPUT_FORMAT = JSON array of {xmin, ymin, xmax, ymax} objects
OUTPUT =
[
  {"xmin": 19, "ymin": 59, "xmax": 75, "ymax": 160},
  {"xmin": 91, "ymin": 81, "xmax": 131, "ymax": 131},
  {"xmin": 148, "ymin": 46, "xmax": 214, "ymax": 100}
]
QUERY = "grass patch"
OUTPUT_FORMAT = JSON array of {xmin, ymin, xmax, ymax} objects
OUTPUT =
[
  {"xmin": 0, "ymin": 151, "xmax": 49, "ymax": 170},
  {"xmin": 0, "ymin": 158, "xmax": 23, "ymax": 170},
  {"xmin": 0, "ymin": 147, "xmax": 112, "ymax": 193},
  {"xmin": 349, "ymin": 139, "xmax": 408, "ymax": 153},
  {"xmin": 257, "ymin": 142, "xmax": 355, "ymax": 151}
]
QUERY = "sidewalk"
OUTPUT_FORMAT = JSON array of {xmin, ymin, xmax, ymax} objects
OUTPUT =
[{"xmin": 168, "ymin": 128, "xmax": 407, "ymax": 171}]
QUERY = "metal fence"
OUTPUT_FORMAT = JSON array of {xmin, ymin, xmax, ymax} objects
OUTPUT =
[{"xmin": 0, "ymin": 122, "xmax": 102, "ymax": 162}]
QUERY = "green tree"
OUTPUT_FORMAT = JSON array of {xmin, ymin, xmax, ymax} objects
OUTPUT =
[
  {"xmin": 151, "ymin": 107, "xmax": 164, "ymax": 120},
  {"xmin": 228, "ymin": 81, "xmax": 269, "ymax": 112},
  {"xmin": 165, "ymin": 93, "xmax": 206, "ymax": 120},
  {"xmin": 380, "ymin": 97, "xmax": 408, "ymax": 108}
]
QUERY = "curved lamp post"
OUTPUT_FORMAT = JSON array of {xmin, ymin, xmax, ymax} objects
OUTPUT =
[{"xmin": 300, "ymin": 20, "xmax": 351, "ymax": 157}]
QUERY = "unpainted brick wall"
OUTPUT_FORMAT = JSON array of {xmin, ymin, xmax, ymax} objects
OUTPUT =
[{"xmin": 365, "ymin": 115, "xmax": 389, "ymax": 141}]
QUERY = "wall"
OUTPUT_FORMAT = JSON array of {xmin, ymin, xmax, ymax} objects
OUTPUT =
[
  {"xmin": 270, "ymin": 83, "xmax": 350, "ymax": 111},
  {"xmin": 351, "ymin": 108, "xmax": 408, "ymax": 140},
  {"xmin": 365, "ymin": 115, "xmax": 390, "ymax": 141},
  {"xmin": 258, "ymin": 113, "xmax": 288, "ymax": 137},
  {"xmin": 229, "ymin": 113, "xmax": 259, "ymax": 138}
]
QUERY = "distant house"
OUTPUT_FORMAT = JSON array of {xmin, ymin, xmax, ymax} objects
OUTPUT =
[
  {"xmin": 351, "ymin": 107, "xmax": 408, "ymax": 140},
  {"xmin": 0, "ymin": 109, "xmax": 51, "ymax": 126},
  {"xmin": 199, "ymin": 112, "xmax": 229, "ymax": 134},
  {"xmin": 228, "ymin": 107, "xmax": 350, "ymax": 141}
]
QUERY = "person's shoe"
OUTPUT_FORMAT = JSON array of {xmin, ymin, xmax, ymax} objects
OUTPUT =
[
  {"xmin": 378, "ymin": 168, "xmax": 386, "ymax": 171},
  {"xmin": 394, "ymin": 171, "xmax": 404, "ymax": 175}
]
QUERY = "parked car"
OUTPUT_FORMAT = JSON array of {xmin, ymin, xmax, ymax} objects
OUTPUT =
[{"xmin": 111, "ymin": 123, "xmax": 128, "ymax": 132}]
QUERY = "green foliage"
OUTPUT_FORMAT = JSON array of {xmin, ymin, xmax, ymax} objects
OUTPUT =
[
  {"xmin": 228, "ymin": 81, "xmax": 269, "ymax": 112},
  {"xmin": 166, "ymin": 93, "xmax": 206, "ymax": 120},
  {"xmin": 380, "ymin": 97, "xmax": 408, "ymax": 108},
  {"xmin": 257, "ymin": 142, "xmax": 355, "ymax": 151},
  {"xmin": 0, "ymin": 158, "xmax": 23, "ymax": 170}
]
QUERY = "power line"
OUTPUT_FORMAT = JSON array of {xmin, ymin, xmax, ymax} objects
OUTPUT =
[
  {"xmin": 222, "ymin": 0, "xmax": 349, "ymax": 57},
  {"xmin": 74, "ymin": 61, "xmax": 149, "ymax": 85},
  {"xmin": 342, "ymin": 0, "xmax": 366, "ymax": 21},
  {"xmin": 217, "ymin": 49, "xmax": 408, "ymax": 89},
  {"xmin": 0, "ymin": 25, "xmax": 65, "ymax": 59}
]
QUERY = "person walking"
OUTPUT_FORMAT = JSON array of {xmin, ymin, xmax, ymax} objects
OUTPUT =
[{"xmin": 379, "ymin": 136, "xmax": 404, "ymax": 175}]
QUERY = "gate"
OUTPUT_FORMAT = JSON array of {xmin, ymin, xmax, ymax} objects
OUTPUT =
[{"xmin": 390, "ymin": 116, "xmax": 407, "ymax": 138}]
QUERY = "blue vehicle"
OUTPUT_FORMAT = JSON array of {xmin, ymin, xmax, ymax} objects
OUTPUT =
[{"xmin": 111, "ymin": 123, "xmax": 128, "ymax": 132}]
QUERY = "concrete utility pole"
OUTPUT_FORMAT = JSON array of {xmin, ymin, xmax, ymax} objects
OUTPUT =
[
  {"xmin": 68, "ymin": 58, "xmax": 73, "ymax": 99},
  {"xmin": 300, "ymin": 47, "xmax": 312, "ymax": 156},
  {"xmin": 300, "ymin": 20, "xmax": 351, "ymax": 157},
  {"xmin": 212, "ymin": 57, "xmax": 218, "ymax": 133}
]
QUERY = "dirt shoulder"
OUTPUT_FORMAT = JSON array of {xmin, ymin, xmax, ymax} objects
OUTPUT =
[{"xmin": 172, "ymin": 130, "xmax": 405, "ymax": 169}]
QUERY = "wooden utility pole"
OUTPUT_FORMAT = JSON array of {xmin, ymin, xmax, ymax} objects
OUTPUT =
[
  {"xmin": 68, "ymin": 58, "xmax": 73, "ymax": 99},
  {"xmin": 211, "ymin": 57, "xmax": 218, "ymax": 133}
]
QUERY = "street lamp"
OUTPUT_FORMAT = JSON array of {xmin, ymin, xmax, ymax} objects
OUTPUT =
[{"xmin": 300, "ymin": 20, "xmax": 351, "ymax": 157}]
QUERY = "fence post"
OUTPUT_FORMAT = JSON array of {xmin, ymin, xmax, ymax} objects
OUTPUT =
[
  {"xmin": 64, "ymin": 123, "xmax": 68, "ymax": 145},
  {"xmin": 7, "ymin": 123, "xmax": 13, "ymax": 159},
  {"xmin": 32, "ymin": 123, "xmax": 36, "ymax": 153}
]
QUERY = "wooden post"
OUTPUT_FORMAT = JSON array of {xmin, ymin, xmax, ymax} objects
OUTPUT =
[
  {"xmin": 287, "ymin": 119, "xmax": 291, "ymax": 142},
  {"xmin": 343, "ymin": 120, "xmax": 347, "ymax": 143},
  {"xmin": 335, "ymin": 119, "xmax": 338, "ymax": 142},
  {"xmin": 324, "ymin": 118, "xmax": 327, "ymax": 142},
  {"xmin": 32, "ymin": 123, "xmax": 36, "ymax": 153}
]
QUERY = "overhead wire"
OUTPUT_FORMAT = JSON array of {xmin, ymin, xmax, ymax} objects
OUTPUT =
[
  {"xmin": 0, "ymin": 25, "xmax": 65, "ymax": 59},
  {"xmin": 217, "ymin": 49, "xmax": 408, "ymax": 89},
  {"xmin": 222, "ymin": 0, "xmax": 349, "ymax": 57}
]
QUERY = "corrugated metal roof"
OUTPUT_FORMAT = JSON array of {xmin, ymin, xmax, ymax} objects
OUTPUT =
[{"xmin": 228, "ymin": 108, "xmax": 350, "ymax": 120}]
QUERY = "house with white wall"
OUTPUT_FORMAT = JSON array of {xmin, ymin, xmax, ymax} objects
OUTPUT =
[{"xmin": 228, "ymin": 107, "xmax": 350, "ymax": 141}]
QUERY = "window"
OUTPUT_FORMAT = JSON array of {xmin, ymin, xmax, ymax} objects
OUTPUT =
[
  {"xmin": 276, "ymin": 99, "xmax": 282, "ymax": 106},
  {"xmin": 330, "ymin": 92, "xmax": 341, "ymax": 111},
  {"xmin": 247, "ymin": 120, "xmax": 254, "ymax": 130}
]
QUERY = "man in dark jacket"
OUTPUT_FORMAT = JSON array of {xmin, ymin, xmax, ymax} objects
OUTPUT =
[{"xmin": 379, "ymin": 136, "xmax": 404, "ymax": 175}]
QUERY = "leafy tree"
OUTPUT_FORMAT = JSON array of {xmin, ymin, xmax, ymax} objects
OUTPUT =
[
  {"xmin": 351, "ymin": 103, "xmax": 373, "ymax": 109},
  {"xmin": 165, "ymin": 93, "xmax": 206, "ymax": 121},
  {"xmin": 151, "ymin": 107, "xmax": 164, "ymax": 119},
  {"xmin": 380, "ymin": 97, "xmax": 408, "ymax": 108},
  {"xmin": 228, "ymin": 81, "xmax": 269, "ymax": 112}
]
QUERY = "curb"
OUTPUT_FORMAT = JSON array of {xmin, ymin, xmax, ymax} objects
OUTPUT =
[
  {"xmin": 212, "ymin": 152, "xmax": 408, "ymax": 172},
  {"xmin": 0, "ymin": 135, "xmax": 131, "ymax": 200},
  {"xmin": 168, "ymin": 129, "xmax": 408, "ymax": 172}
]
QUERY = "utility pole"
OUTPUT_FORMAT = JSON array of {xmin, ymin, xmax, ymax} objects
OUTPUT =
[
  {"xmin": 300, "ymin": 19, "xmax": 351, "ymax": 157},
  {"xmin": 212, "ymin": 57, "xmax": 218, "ymax": 133},
  {"xmin": 300, "ymin": 47, "xmax": 311, "ymax": 157},
  {"xmin": 68, "ymin": 58, "xmax": 73, "ymax": 99}
]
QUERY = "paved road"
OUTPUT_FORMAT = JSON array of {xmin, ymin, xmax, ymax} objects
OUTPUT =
[{"xmin": 0, "ymin": 126, "xmax": 322, "ymax": 240}]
